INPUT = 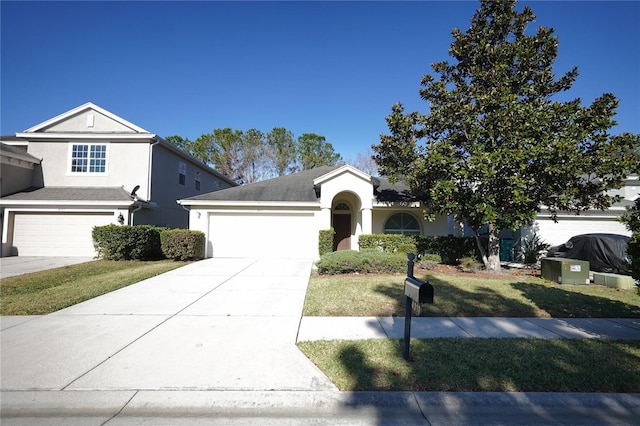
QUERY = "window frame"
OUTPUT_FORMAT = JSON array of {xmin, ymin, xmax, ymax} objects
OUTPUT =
[
  {"xmin": 383, "ymin": 212, "xmax": 421, "ymax": 236},
  {"xmin": 67, "ymin": 142, "xmax": 109, "ymax": 175}
]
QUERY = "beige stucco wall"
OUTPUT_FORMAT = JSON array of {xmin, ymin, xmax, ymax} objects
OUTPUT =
[
  {"xmin": 41, "ymin": 110, "xmax": 141, "ymax": 133},
  {"xmin": 26, "ymin": 140, "xmax": 150, "ymax": 192}
]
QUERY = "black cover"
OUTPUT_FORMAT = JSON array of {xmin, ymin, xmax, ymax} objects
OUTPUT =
[{"xmin": 547, "ymin": 233, "xmax": 631, "ymax": 275}]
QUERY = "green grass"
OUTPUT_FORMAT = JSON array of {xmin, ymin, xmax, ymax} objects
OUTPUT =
[
  {"xmin": 0, "ymin": 259, "xmax": 188, "ymax": 315},
  {"xmin": 298, "ymin": 338, "xmax": 640, "ymax": 392},
  {"xmin": 304, "ymin": 272, "xmax": 640, "ymax": 318}
]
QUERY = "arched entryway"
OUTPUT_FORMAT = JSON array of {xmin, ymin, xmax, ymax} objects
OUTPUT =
[
  {"xmin": 332, "ymin": 202, "xmax": 351, "ymax": 251},
  {"xmin": 331, "ymin": 192, "xmax": 363, "ymax": 251}
]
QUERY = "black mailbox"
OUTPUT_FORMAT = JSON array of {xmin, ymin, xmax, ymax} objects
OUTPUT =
[{"xmin": 404, "ymin": 276, "xmax": 434, "ymax": 304}]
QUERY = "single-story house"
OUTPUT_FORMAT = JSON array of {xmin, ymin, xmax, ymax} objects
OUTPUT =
[
  {"xmin": 179, "ymin": 164, "xmax": 455, "ymax": 259},
  {"xmin": 179, "ymin": 164, "xmax": 637, "ymax": 260}
]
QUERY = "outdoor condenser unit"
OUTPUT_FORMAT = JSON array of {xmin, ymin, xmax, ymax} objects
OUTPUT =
[{"xmin": 541, "ymin": 257, "xmax": 590, "ymax": 285}]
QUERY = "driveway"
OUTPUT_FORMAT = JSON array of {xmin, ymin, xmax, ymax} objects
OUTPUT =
[
  {"xmin": 1, "ymin": 257, "xmax": 335, "ymax": 391},
  {"xmin": 0, "ymin": 256, "xmax": 94, "ymax": 278}
]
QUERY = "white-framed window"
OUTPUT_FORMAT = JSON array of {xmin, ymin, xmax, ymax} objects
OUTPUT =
[
  {"xmin": 384, "ymin": 213, "xmax": 421, "ymax": 235},
  {"xmin": 69, "ymin": 143, "xmax": 108, "ymax": 174}
]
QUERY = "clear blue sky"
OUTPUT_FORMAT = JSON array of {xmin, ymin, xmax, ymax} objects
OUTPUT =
[{"xmin": 1, "ymin": 1, "xmax": 638, "ymax": 161}]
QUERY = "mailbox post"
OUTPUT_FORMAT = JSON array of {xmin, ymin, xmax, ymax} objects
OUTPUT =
[{"xmin": 403, "ymin": 253, "xmax": 434, "ymax": 360}]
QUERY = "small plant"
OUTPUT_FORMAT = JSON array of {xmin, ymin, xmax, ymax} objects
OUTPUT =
[
  {"xmin": 318, "ymin": 228, "xmax": 335, "ymax": 256},
  {"xmin": 518, "ymin": 231, "xmax": 550, "ymax": 266},
  {"xmin": 459, "ymin": 256, "xmax": 482, "ymax": 273},
  {"xmin": 419, "ymin": 253, "xmax": 442, "ymax": 270}
]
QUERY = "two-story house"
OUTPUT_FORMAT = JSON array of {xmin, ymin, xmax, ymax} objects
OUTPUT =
[{"xmin": 1, "ymin": 102, "xmax": 237, "ymax": 257}]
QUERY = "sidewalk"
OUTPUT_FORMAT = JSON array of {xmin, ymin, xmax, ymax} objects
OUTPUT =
[{"xmin": 2, "ymin": 257, "xmax": 639, "ymax": 424}]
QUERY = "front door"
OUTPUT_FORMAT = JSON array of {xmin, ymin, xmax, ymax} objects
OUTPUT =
[{"xmin": 333, "ymin": 214, "xmax": 351, "ymax": 251}]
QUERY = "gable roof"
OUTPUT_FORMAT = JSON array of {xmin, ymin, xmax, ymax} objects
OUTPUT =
[
  {"xmin": 180, "ymin": 164, "xmax": 425, "ymax": 204},
  {"xmin": 15, "ymin": 102, "xmax": 154, "ymax": 140},
  {"xmin": 185, "ymin": 166, "xmax": 339, "ymax": 202}
]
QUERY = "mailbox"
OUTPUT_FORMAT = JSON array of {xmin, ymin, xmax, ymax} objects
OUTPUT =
[{"xmin": 404, "ymin": 276, "xmax": 434, "ymax": 304}]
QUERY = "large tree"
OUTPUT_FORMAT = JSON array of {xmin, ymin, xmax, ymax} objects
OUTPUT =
[
  {"xmin": 297, "ymin": 133, "xmax": 342, "ymax": 170},
  {"xmin": 373, "ymin": 0, "xmax": 639, "ymax": 271},
  {"xmin": 267, "ymin": 127, "xmax": 298, "ymax": 176}
]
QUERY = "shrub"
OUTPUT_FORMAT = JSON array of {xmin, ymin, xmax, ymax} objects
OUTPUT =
[
  {"xmin": 419, "ymin": 253, "xmax": 442, "ymax": 270},
  {"xmin": 358, "ymin": 234, "xmax": 417, "ymax": 255},
  {"xmin": 459, "ymin": 256, "xmax": 482, "ymax": 273},
  {"xmin": 517, "ymin": 231, "xmax": 550, "ymax": 265},
  {"xmin": 413, "ymin": 236, "xmax": 477, "ymax": 265},
  {"xmin": 315, "ymin": 249, "xmax": 406, "ymax": 275},
  {"xmin": 318, "ymin": 228, "xmax": 335, "ymax": 256},
  {"xmin": 92, "ymin": 224, "xmax": 163, "ymax": 260},
  {"xmin": 160, "ymin": 229, "xmax": 205, "ymax": 260}
]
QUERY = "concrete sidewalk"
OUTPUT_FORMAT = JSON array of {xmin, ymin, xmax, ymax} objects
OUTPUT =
[
  {"xmin": 0, "ymin": 256, "xmax": 94, "ymax": 278},
  {"xmin": 2, "ymin": 257, "xmax": 640, "ymax": 424},
  {"xmin": 298, "ymin": 316, "xmax": 640, "ymax": 341}
]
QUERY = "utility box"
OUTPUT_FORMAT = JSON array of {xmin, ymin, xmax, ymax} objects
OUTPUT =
[
  {"xmin": 541, "ymin": 257, "xmax": 590, "ymax": 285},
  {"xmin": 592, "ymin": 272, "xmax": 635, "ymax": 290}
]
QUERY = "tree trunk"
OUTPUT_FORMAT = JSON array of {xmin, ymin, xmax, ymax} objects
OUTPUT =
[{"xmin": 472, "ymin": 224, "xmax": 501, "ymax": 272}]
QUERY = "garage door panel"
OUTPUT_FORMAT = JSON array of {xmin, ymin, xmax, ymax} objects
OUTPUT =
[
  {"xmin": 536, "ymin": 218, "xmax": 630, "ymax": 247},
  {"xmin": 12, "ymin": 213, "xmax": 114, "ymax": 257},
  {"xmin": 209, "ymin": 213, "xmax": 317, "ymax": 259}
]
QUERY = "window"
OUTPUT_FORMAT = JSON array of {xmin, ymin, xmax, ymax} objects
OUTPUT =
[
  {"xmin": 70, "ymin": 144, "xmax": 107, "ymax": 173},
  {"xmin": 195, "ymin": 172, "xmax": 201, "ymax": 191},
  {"xmin": 384, "ymin": 213, "xmax": 421, "ymax": 235},
  {"xmin": 179, "ymin": 161, "xmax": 186, "ymax": 185}
]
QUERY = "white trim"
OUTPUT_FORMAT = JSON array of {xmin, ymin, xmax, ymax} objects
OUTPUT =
[
  {"xmin": 16, "ymin": 132, "xmax": 154, "ymax": 141},
  {"xmin": 313, "ymin": 164, "xmax": 371, "ymax": 186},
  {"xmin": 0, "ymin": 200, "xmax": 135, "ymax": 207},
  {"xmin": 178, "ymin": 200, "xmax": 320, "ymax": 208},
  {"xmin": 66, "ymin": 141, "xmax": 110, "ymax": 176},
  {"xmin": 23, "ymin": 102, "xmax": 151, "ymax": 134}
]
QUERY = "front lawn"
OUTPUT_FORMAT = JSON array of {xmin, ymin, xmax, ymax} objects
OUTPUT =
[
  {"xmin": 0, "ymin": 259, "xmax": 188, "ymax": 315},
  {"xmin": 303, "ymin": 272, "xmax": 640, "ymax": 318},
  {"xmin": 298, "ymin": 338, "xmax": 640, "ymax": 392}
]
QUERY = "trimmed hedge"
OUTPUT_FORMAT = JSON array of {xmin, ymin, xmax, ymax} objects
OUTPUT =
[
  {"xmin": 318, "ymin": 228, "xmax": 335, "ymax": 256},
  {"xmin": 315, "ymin": 249, "xmax": 406, "ymax": 275},
  {"xmin": 160, "ymin": 229, "xmax": 205, "ymax": 260},
  {"xmin": 358, "ymin": 234, "xmax": 477, "ymax": 265},
  {"xmin": 92, "ymin": 224, "xmax": 164, "ymax": 261},
  {"xmin": 358, "ymin": 234, "xmax": 417, "ymax": 255}
]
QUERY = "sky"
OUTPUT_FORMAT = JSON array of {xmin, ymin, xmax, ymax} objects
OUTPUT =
[{"xmin": 1, "ymin": 1, "xmax": 639, "ymax": 162}]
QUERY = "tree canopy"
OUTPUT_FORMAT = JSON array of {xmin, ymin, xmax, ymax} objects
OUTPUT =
[
  {"xmin": 166, "ymin": 126, "xmax": 341, "ymax": 184},
  {"xmin": 373, "ymin": 0, "xmax": 640, "ymax": 270}
]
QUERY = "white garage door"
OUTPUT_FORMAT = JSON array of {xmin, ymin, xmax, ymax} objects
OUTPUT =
[
  {"xmin": 12, "ymin": 212, "xmax": 114, "ymax": 256},
  {"xmin": 535, "ymin": 217, "xmax": 631, "ymax": 247},
  {"xmin": 208, "ymin": 212, "xmax": 317, "ymax": 259}
]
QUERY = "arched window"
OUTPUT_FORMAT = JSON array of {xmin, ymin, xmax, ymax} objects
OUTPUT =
[
  {"xmin": 334, "ymin": 202, "xmax": 350, "ymax": 211},
  {"xmin": 384, "ymin": 213, "xmax": 421, "ymax": 235}
]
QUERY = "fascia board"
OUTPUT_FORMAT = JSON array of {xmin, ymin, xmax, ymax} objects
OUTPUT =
[
  {"xmin": 178, "ymin": 200, "xmax": 319, "ymax": 209},
  {"xmin": 23, "ymin": 102, "xmax": 150, "ymax": 134},
  {"xmin": 0, "ymin": 200, "xmax": 136, "ymax": 208},
  {"xmin": 16, "ymin": 133, "xmax": 155, "ymax": 141}
]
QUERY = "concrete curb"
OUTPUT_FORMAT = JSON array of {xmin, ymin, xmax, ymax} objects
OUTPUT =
[{"xmin": 3, "ymin": 391, "xmax": 640, "ymax": 425}]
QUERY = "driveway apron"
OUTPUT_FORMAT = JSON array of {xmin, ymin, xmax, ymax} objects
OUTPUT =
[{"xmin": 1, "ymin": 258, "xmax": 336, "ymax": 391}]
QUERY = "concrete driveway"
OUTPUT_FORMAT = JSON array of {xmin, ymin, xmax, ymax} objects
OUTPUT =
[
  {"xmin": 0, "ymin": 256, "xmax": 94, "ymax": 278},
  {"xmin": 1, "ymin": 257, "xmax": 335, "ymax": 391}
]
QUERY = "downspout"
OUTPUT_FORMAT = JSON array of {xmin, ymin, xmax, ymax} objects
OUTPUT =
[
  {"xmin": 147, "ymin": 137, "xmax": 161, "ymax": 203},
  {"xmin": 130, "ymin": 204, "xmax": 143, "ymax": 225}
]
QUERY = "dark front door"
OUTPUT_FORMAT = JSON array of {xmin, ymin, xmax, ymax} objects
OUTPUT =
[{"xmin": 333, "ymin": 214, "xmax": 351, "ymax": 251}]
